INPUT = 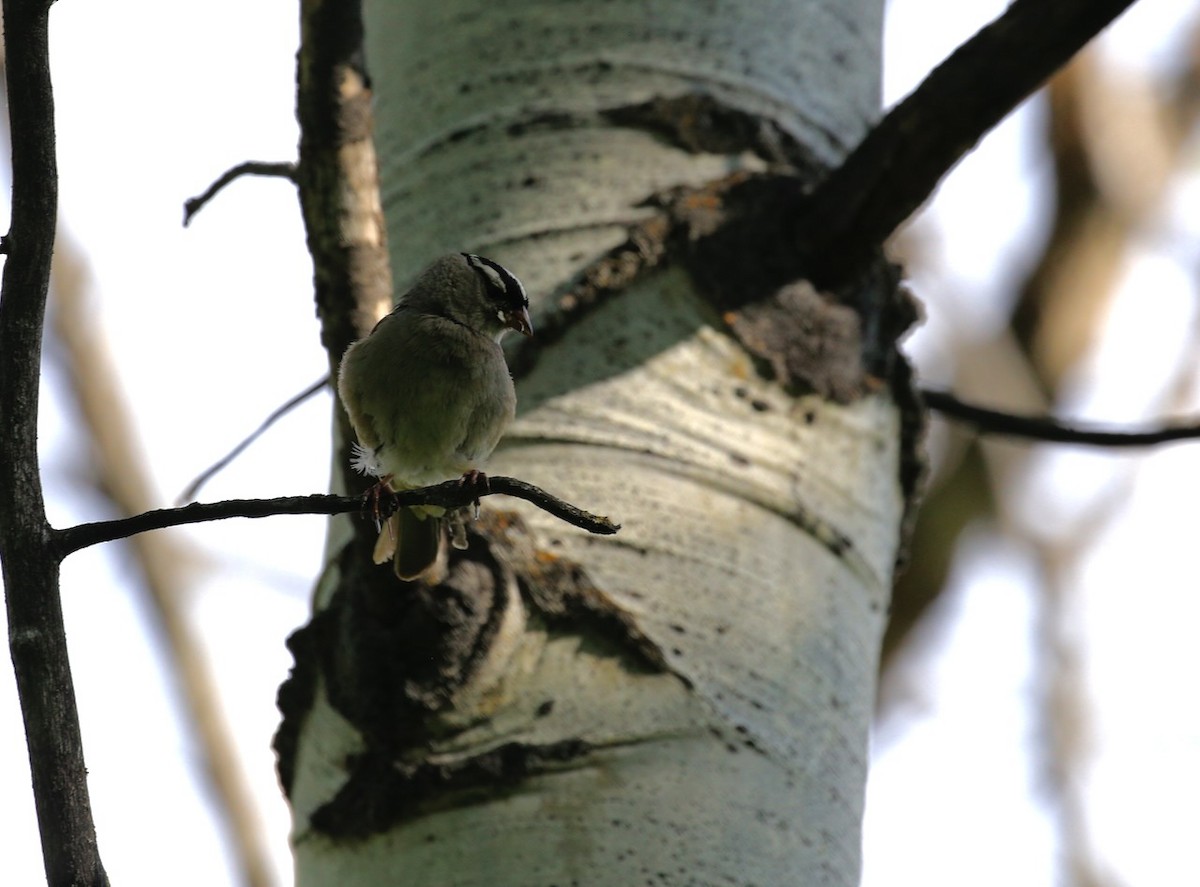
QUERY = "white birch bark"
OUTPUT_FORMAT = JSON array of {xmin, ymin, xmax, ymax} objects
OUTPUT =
[{"xmin": 287, "ymin": 2, "xmax": 899, "ymax": 885}]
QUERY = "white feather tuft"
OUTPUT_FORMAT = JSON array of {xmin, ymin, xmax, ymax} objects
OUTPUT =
[{"xmin": 350, "ymin": 442, "xmax": 384, "ymax": 477}]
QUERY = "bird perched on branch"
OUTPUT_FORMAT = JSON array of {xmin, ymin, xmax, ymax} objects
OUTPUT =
[{"xmin": 337, "ymin": 252, "xmax": 532, "ymax": 580}]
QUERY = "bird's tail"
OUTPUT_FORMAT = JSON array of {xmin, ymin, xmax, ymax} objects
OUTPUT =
[{"xmin": 376, "ymin": 507, "xmax": 441, "ymax": 581}]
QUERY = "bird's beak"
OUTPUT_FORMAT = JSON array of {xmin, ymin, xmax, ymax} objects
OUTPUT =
[{"xmin": 504, "ymin": 306, "xmax": 534, "ymax": 337}]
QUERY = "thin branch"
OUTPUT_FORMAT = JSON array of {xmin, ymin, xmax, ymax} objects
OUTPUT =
[
  {"xmin": 0, "ymin": 0, "xmax": 110, "ymax": 883},
  {"xmin": 484, "ymin": 477, "xmax": 621, "ymax": 537},
  {"xmin": 182, "ymin": 160, "xmax": 298, "ymax": 227},
  {"xmin": 800, "ymin": 0, "xmax": 1140, "ymax": 287},
  {"xmin": 923, "ymin": 388, "xmax": 1200, "ymax": 447},
  {"xmin": 177, "ymin": 376, "xmax": 329, "ymax": 504},
  {"xmin": 177, "ymin": 372, "xmax": 1200, "ymax": 530},
  {"xmin": 55, "ymin": 477, "xmax": 621, "ymax": 556}
]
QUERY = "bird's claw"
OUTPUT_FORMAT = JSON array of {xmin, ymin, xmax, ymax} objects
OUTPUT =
[
  {"xmin": 459, "ymin": 469, "xmax": 489, "ymax": 490},
  {"xmin": 459, "ymin": 470, "xmax": 489, "ymax": 519},
  {"xmin": 360, "ymin": 476, "xmax": 398, "ymax": 530}
]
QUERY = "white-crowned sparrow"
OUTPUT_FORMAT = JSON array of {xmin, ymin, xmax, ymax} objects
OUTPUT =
[{"xmin": 337, "ymin": 253, "xmax": 532, "ymax": 580}]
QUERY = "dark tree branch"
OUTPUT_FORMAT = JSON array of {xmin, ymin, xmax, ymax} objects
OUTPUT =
[
  {"xmin": 179, "ymin": 369, "xmax": 1200, "ymax": 518},
  {"xmin": 177, "ymin": 376, "xmax": 329, "ymax": 504},
  {"xmin": 56, "ymin": 478, "xmax": 620, "ymax": 557},
  {"xmin": 0, "ymin": 0, "xmax": 110, "ymax": 884},
  {"xmin": 800, "ymin": 0, "xmax": 1140, "ymax": 287},
  {"xmin": 182, "ymin": 160, "xmax": 298, "ymax": 227},
  {"xmin": 923, "ymin": 389, "xmax": 1200, "ymax": 448}
]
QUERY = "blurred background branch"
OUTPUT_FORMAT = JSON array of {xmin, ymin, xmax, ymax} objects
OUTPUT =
[
  {"xmin": 48, "ymin": 236, "xmax": 277, "ymax": 887},
  {"xmin": 882, "ymin": 15, "xmax": 1200, "ymax": 885}
]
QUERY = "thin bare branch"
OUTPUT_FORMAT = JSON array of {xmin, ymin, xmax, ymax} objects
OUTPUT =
[
  {"xmin": 177, "ymin": 376, "xmax": 329, "ymax": 504},
  {"xmin": 55, "ymin": 478, "xmax": 621, "ymax": 556},
  {"xmin": 801, "ymin": 0, "xmax": 1140, "ymax": 287},
  {"xmin": 0, "ymin": 0, "xmax": 109, "ymax": 883},
  {"xmin": 923, "ymin": 388, "xmax": 1200, "ymax": 448},
  {"xmin": 183, "ymin": 160, "xmax": 298, "ymax": 227}
]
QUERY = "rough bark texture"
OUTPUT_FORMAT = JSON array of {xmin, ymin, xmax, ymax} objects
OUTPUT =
[
  {"xmin": 1, "ymin": 1, "xmax": 109, "ymax": 884},
  {"xmin": 294, "ymin": 0, "xmax": 394, "ymax": 500},
  {"xmin": 280, "ymin": 2, "xmax": 908, "ymax": 885}
]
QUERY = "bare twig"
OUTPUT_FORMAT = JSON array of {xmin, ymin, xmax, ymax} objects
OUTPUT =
[
  {"xmin": 178, "ymin": 376, "xmax": 1200, "ymax": 525},
  {"xmin": 0, "ymin": 0, "xmax": 110, "ymax": 883},
  {"xmin": 801, "ymin": 0, "xmax": 1140, "ymax": 287},
  {"xmin": 177, "ymin": 376, "xmax": 329, "ymax": 504},
  {"xmin": 922, "ymin": 389, "xmax": 1200, "ymax": 447},
  {"xmin": 182, "ymin": 160, "xmax": 298, "ymax": 227},
  {"xmin": 55, "ymin": 478, "xmax": 620, "ymax": 557}
]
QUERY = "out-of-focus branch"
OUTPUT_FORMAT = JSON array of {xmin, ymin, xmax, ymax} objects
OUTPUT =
[
  {"xmin": 1016, "ymin": 33, "xmax": 1200, "ymax": 886},
  {"xmin": 1010, "ymin": 58, "xmax": 1118, "ymax": 391},
  {"xmin": 1015, "ymin": 41, "xmax": 1200, "ymax": 391},
  {"xmin": 890, "ymin": 26, "xmax": 1200, "ymax": 883},
  {"xmin": 800, "ymin": 0, "xmax": 1140, "ymax": 287},
  {"xmin": 883, "ymin": 18, "xmax": 1185, "ymax": 714},
  {"xmin": 0, "ymin": 0, "xmax": 109, "ymax": 884},
  {"xmin": 51, "ymin": 238, "xmax": 276, "ymax": 887},
  {"xmin": 183, "ymin": 160, "xmax": 298, "ymax": 227}
]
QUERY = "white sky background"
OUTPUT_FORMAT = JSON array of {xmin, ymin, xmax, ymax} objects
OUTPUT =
[{"xmin": 2, "ymin": 1, "xmax": 1198, "ymax": 885}]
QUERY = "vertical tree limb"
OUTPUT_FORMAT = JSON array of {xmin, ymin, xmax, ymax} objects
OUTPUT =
[
  {"xmin": 295, "ymin": 0, "xmax": 392, "ymax": 494},
  {"xmin": 0, "ymin": 0, "xmax": 109, "ymax": 884}
]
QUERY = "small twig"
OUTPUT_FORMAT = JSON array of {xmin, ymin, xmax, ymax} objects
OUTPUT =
[
  {"xmin": 482, "ymin": 477, "xmax": 620, "ymax": 536},
  {"xmin": 183, "ymin": 160, "xmax": 298, "ymax": 227},
  {"xmin": 923, "ymin": 388, "xmax": 1200, "ymax": 447},
  {"xmin": 180, "ymin": 373, "xmax": 1200, "ymax": 516},
  {"xmin": 800, "ymin": 0, "xmax": 1139, "ymax": 287},
  {"xmin": 56, "ymin": 477, "xmax": 620, "ymax": 556},
  {"xmin": 177, "ymin": 376, "xmax": 329, "ymax": 504}
]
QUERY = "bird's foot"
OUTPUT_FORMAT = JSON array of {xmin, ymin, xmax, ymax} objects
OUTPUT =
[
  {"xmin": 459, "ymin": 470, "xmax": 489, "ymax": 519},
  {"xmin": 360, "ymin": 475, "xmax": 397, "ymax": 531}
]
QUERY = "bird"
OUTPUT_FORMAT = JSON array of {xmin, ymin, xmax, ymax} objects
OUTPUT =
[{"xmin": 337, "ymin": 252, "xmax": 532, "ymax": 580}]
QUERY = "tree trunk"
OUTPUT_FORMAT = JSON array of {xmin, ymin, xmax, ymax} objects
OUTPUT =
[{"xmin": 278, "ymin": 2, "xmax": 915, "ymax": 885}]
